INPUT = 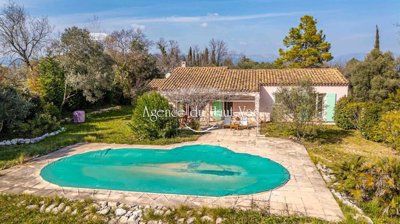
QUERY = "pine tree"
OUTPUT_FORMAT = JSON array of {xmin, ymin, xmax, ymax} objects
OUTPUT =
[
  {"xmin": 187, "ymin": 47, "xmax": 192, "ymax": 66},
  {"xmin": 275, "ymin": 15, "xmax": 333, "ymax": 68},
  {"xmin": 375, "ymin": 25, "xmax": 380, "ymax": 50}
]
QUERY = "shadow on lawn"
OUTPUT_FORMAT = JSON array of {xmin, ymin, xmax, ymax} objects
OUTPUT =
[{"xmin": 306, "ymin": 127, "xmax": 352, "ymax": 145}]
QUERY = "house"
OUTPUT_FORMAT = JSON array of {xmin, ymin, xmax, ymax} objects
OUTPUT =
[{"xmin": 149, "ymin": 65, "xmax": 349, "ymax": 125}]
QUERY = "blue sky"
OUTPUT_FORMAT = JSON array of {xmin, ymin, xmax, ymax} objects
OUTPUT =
[{"xmin": 10, "ymin": 0, "xmax": 400, "ymax": 59}]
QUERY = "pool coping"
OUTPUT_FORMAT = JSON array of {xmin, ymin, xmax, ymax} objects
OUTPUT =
[
  {"xmin": 39, "ymin": 145, "xmax": 292, "ymax": 197},
  {"xmin": 0, "ymin": 129, "xmax": 344, "ymax": 222}
]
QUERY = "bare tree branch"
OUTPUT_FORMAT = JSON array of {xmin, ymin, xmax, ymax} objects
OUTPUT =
[{"xmin": 0, "ymin": 1, "xmax": 52, "ymax": 70}]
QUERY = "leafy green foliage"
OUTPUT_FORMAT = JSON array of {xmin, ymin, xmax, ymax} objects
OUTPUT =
[
  {"xmin": 334, "ymin": 97, "xmax": 364, "ymax": 130},
  {"xmin": 0, "ymin": 85, "xmax": 32, "ymax": 133},
  {"xmin": 60, "ymin": 27, "xmax": 114, "ymax": 103},
  {"xmin": 275, "ymin": 15, "xmax": 333, "ymax": 68},
  {"xmin": 272, "ymin": 81, "xmax": 318, "ymax": 139},
  {"xmin": 348, "ymin": 49, "xmax": 400, "ymax": 102},
  {"xmin": 105, "ymin": 29, "xmax": 160, "ymax": 100},
  {"xmin": 358, "ymin": 103, "xmax": 383, "ymax": 141},
  {"xmin": 38, "ymin": 57, "xmax": 65, "ymax": 109},
  {"xmin": 235, "ymin": 56, "xmax": 276, "ymax": 69},
  {"xmin": 18, "ymin": 113, "xmax": 61, "ymax": 137},
  {"xmin": 378, "ymin": 111, "xmax": 400, "ymax": 150},
  {"xmin": 335, "ymin": 156, "xmax": 400, "ymax": 217},
  {"xmin": 131, "ymin": 92, "xmax": 178, "ymax": 140}
]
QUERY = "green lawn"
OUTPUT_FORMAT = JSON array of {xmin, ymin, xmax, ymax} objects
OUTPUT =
[
  {"xmin": 261, "ymin": 123, "xmax": 400, "ymax": 224},
  {"xmin": 0, "ymin": 106, "xmax": 199, "ymax": 170}
]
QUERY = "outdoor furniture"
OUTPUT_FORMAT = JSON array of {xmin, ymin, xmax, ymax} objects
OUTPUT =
[
  {"xmin": 223, "ymin": 116, "xmax": 232, "ymax": 128},
  {"xmin": 230, "ymin": 117, "xmax": 240, "ymax": 130},
  {"xmin": 239, "ymin": 116, "xmax": 249, "ymax": 129}
]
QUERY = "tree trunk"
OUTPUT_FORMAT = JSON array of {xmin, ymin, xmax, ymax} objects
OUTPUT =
[{"xmin": 0, "ymin": 120, "xmax": 4, "ymax": 133}]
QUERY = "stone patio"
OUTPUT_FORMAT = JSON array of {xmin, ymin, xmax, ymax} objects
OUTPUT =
[{"xmin": 0, "ymin": 129, "xmax": 343, "ymax": 222}]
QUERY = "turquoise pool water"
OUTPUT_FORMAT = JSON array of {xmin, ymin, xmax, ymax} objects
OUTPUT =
[{"xmin": 40, "ymin": 145, "xmax": 290, "ymax": 196}]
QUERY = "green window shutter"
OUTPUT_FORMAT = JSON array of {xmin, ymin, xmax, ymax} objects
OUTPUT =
[
  {"xmin": 324, "ymin": 93, "xmax": 336, "ymax": 122},
  {"xmin": 212, "ymin": 101, "xmax": 223, "ymax": 120}
]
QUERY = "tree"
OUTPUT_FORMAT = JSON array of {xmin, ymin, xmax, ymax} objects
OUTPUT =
[
  {"xmin": 105, "ymin": 29, "xmax": 159, "ymax": 100},
  {"xmin": 187, "ymin": 47, "xmax": 193, "ymax": 66},
  {"xmin": 0, "ymin": 1, "xmax": 52, "ymax": 70},
  {"xmin": 60, "ymin": 27, "xmax": 114, "ymax": 106},
  {"xmin": 209, "ymin": 39, "xmax": 228, "ymax": 66},
  {"xmin": 375, "ymin": 25, "xmax": 380, "ymax": 50},
  {"xmin": 203, "ymin": 48, "xmax": 209, "ymax": 65},
  {"xmin": 156, "ymin": 38, "xmax": 181, "ymax": 74},
  {"xmin": 272, "ymin": 81, "xmax": 318, "ymax": 139},
  {"xmin": 236, "ymin": 56, "xmax": 276, "ymax": 69},
  {"xmin": 38, "ymin": 57, "xmax": 65, "ymax": 109},
  {"xmin": 275, "ymin": 15, "xmax": 333, "ymax": 68},
  {"xmin": 348, "ymin": 49, "xmax": 400, "ymax": 102}
]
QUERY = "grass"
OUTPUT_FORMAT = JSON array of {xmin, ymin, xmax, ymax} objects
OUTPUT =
[
  {"xmin": 0, "ymin": 194, "xmax": 106, "ymax": 224},
  {"xmin": 0, "ymin": 105, "xmax": 200, "ymax": 170},
  {"xmin": 0, "ymin": 194, "xmax": 331, "ymax": 224},
  {"xmin": 142, "ymin": 205, "xmax": 330, "ymax": 224},
  {"xmin": 261, "ymin": 122, "xmax": 400, "ymax": 224}
]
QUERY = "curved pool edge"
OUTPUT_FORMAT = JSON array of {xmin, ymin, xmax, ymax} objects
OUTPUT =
[{"xmin": 39, "ymin": 144, "xmax": 291, "ymax": 197}]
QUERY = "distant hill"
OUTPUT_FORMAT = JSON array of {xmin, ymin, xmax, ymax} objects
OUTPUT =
[
  {"xmin": 229, "ymin": 53, "xmax": 278, "ymax": 63},
  {"xmin": 332, "ymin": 53, "xmax": 367, "ymax": 65}
]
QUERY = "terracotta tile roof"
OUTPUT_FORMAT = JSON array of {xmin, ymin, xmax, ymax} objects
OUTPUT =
[
  {"xmin": 148, "ymin": 78, "xmax": 166, "ymax": 90},
  {"xmin": 152, "ymin": 67, "xmax": 349, "ymax": 92}
]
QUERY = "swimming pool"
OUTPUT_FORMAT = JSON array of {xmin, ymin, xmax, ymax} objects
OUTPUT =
[{"xmin": 40, "ymin": 145, "xmax": 290, "ymax": 196}]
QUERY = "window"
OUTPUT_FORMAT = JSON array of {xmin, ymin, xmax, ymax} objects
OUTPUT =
[
  {"xmin": 224, "ymin": 102, "xmax": 233, "ymax": 117},
  {"xmin": 316, "ymin": 94, "xmax": 326, "ymax": 118}
]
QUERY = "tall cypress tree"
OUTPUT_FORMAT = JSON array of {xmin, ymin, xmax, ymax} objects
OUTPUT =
[
  {"xmin": 187, "ymin": 47, "xmax": 192, "ymax": 66},
  {"xmin": 204, "ymin": 48, "xmax": 209, "ymax": 65},
  {"xmin": 375, "ymin": 25, "xmax": 380, "ymax": 50}
]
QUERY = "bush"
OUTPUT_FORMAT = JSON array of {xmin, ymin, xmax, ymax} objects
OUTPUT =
[
  {"xmin": 378, "ymin": 111, "xmax": 400, "ymax": 150},
  {"xmin": 335, "ymin": 156, "xmax": 400, "ymax": 217},
  {"xmin": 359, "ymin": 103, "xmax": 383, "ymax": 141},
  {"xmin": 19, "ymin": 113, "xmax": 61, "ymax": 137},
  {"xmin": 131, "ymin": 92, "xmax": 178, "ymax": 140},
  {"xmin": 334, "ymin": 97, "xmax": 364, "ymax": 130},
  {"xmin": 0, "ymin": 85, "xmax": 32, "ymax": 134}
]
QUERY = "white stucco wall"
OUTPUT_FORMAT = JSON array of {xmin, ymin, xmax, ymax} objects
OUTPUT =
[{"xmin": 259, "ymin": 85, "xmax": 349, "ymax": 120}]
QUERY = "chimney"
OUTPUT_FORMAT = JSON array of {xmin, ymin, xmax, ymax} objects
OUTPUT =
[{"xmin": 181, "ymin": 61, "xmax": 186, "ymax": 67}]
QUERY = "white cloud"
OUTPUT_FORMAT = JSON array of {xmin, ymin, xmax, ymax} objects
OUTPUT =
[
  {"xmin": 126, "ymin": 12, "xmax": 305, "ymax": 24},
  {"xmin": 132, "ymin": 23, "xmax": 145, "ymax": 31},
  {"xmin": 239, "ymin": 41, "xmax": 248, "ymax": 46},
  {"xmin": 200, "ymin": 22, "xmax": 208, "ymax": 27}
]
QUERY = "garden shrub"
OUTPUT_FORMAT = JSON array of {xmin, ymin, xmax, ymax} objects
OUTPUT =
[
  {"xmin": 131, "ymin": 92, "xmax": 178, "ymax": 140},
  {"xmin": 19, "ymin": 113, "xmax": 61, "ymax": 137},
  {"xmin": 378, "ymin": 111, "xmax": 400, "ymax": 150},
  {"xmin": 334, "ymin": 97, "xmax": 364, "ymax": 130},
  {"xmin": 359, "ymin": 103, "xmax": 383, "ymax": 141},
  {"xmin": 0, "ymin": 85, "xmax": 32, "ymax": 134},
  {"xmin": 335, "ymin": 156, "xmax": 400, "ymax": 217}
]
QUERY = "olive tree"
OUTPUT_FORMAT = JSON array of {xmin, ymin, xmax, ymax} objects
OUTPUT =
[
  {"xmin": 59, "ymin": 27, "xmax": 114, "ymax": 106},
  {"xmin": 272, "ymin": 81, "xmax": 318, "ymax": 139}
]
